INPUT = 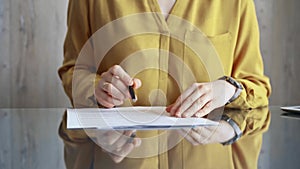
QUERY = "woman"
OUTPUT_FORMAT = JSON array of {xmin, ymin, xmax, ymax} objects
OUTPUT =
[{"xmin": 58, "ymin": 0, "xmax": 271, "ymax": 168}]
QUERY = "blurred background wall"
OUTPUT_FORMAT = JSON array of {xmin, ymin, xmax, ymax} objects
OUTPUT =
[
  {"xmin": 255, "ymin": 0, "xmax": 300, "ymax": 106},
  {"xmin": 0, "ymin": 0, "xmax": 69, "ymax": 108},
  {"xmin": 0, "ymin": 0, "xmax": 299, "ymax": 169},
  {"xmin": 0, "ymin": 0, "xmax": 68, "ymax": 168}
]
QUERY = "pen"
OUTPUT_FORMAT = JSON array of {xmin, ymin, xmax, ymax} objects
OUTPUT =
[
  {"xmin": 129, "ymin": 85, "xmax": 137, "ymax": 102},
  {"xmin": 127, "ymin": 133, "xmax": 136, "ymax": 144}
]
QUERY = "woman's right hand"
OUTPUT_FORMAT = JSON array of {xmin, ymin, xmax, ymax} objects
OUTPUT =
[
  {"xmin": 87, "ymin": 129, "xmax": 141, "ymax": 163},
  {"xmin": 95, "ymin": 65, "xmax": 142, "ymax": 108}
]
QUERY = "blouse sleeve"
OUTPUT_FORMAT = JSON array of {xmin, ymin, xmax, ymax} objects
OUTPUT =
[
  {"xmin": 224, "ymin": 108, "xmax": 270, "ymax": 137},
  {"xmin": 58, "ymin": 0, "xmax": 100, "ymax": 108},
  {"xmin": 227, "ymin": 0, "xmax": 272, "ymax": 109}
]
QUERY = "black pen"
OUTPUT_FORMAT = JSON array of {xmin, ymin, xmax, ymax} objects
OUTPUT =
[
  {"xmin": 127, "ymin": 133, "xmax": 136, "ymax": 144},
  {"xmin": 128, "ymin": 85, "xmax": 137, "ymax": 102}
]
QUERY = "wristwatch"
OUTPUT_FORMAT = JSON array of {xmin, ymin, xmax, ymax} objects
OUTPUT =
[
  {"xmin": 221, "ymin": 115, "xmax": 243, "ymax": 145},
  {"xmin": 219, "ymin": 76, "xmax": 243, "ymax": 105}
]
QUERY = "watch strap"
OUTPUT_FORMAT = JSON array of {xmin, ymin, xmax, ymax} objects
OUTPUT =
[
  {"xmin": 221, "ymin": 115, "xmax": 243, "ymax": 145},
  {"xmin": 219, "ymin": 76, "xmax": 243, "ymax": 105}
]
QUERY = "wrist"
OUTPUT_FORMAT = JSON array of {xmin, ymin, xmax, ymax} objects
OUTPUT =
[
  {"xmin": 219, "ymin": 120, "xmax": 236, "ymax": 141},
  {"xmin": 220, "ymin": 115, "xmax": 242, "ymax": 145},
  {"xmin": 219, "ymin": 80, "xmax": 236, "ymax": 102},
  {"xmin": 218, "ymin": 76, "xmax": 243, "ymax": 105}
]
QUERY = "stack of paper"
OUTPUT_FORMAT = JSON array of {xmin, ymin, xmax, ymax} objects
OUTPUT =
[
  {"xmin": 67, "ymin": 106, "xmax": 218, "ymax": 130},
  {"xmin": 280, "ymin": 106, "xmax": 300, "ymax": 113}
]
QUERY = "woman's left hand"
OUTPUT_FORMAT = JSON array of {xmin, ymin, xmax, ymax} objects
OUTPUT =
[
  {"xmin": 178, "ymin": 120, "xmax": 235, "ymax": 146},
  {"xmin": 166, "ymin": 80, "xmax": 236, "ymax": 118}
]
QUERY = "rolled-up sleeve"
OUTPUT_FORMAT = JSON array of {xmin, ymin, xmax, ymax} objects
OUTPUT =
[
  {"xmin": 224, "ymin": 107, "xmax": 270, "ymax": 136},
  {"xmin": 58, "ymin": 0, "xmax": 100, "ymax": 107},
  {"xmin": 227, "ymin": 0, "xmax": 271, "ymax": 109}
]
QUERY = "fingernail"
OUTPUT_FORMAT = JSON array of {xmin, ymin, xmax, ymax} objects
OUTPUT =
[
  {"xmin": 134, "ymin": 138, "xmax": 142, "ymax": 147},
  {"xmin": 166, "ymin": 107, "xmax": 171, "ymax": 113},
  {"xmin": 130, "ymin": 80, "xmax": 134, "ymax": 86}
]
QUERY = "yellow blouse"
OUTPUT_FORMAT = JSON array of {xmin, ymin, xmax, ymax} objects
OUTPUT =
[{"xmin": 58, "ymin": 0, "xmax": 271, "ymax": 169}]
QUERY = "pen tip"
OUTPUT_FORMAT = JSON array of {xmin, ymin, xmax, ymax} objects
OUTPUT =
[{"xmin": 132, "ymin": 95, "xmax": 138, "ymax": 102}]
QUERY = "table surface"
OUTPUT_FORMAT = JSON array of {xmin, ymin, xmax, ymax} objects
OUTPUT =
[
  {"xmin": 259, "ymin": 106, "xmax": 300, "ymax": 169},
  {"xmin": 0, "ymin": 106, "xmax": 299, "ymax": 169}
]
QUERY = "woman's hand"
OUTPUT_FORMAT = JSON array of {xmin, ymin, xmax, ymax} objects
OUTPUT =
[
  {"xmin": 95, "ymin": 65, "xmax": 142, "ymax": 108},
  {"xmin": 178, "ymin": 120, "xmax": 235, "ymax": 146},
  {"xmin": 87, "ymin": 129, "xmax": 141, "ymax": 163},
  {"xmin": 166, "ymin": 80, "xmax": 236, "ymax": 118}
]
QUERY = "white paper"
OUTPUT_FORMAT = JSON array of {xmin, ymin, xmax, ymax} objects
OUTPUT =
[
  {"xmin": 67, "ymin": 106, "xmax": 218, "ymax": 130},
  {"xmin": 280, "ymin": 106, "xmax": 300, "ymax": 113}
]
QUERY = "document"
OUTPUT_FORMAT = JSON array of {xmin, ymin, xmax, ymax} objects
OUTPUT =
[
  {"xmin": 67, "ymin": 106, "xmax": 218, "ymax": 130},
  {"xmin": 280, "ymin": 106, "xmax": 300, "ymax": 113}
]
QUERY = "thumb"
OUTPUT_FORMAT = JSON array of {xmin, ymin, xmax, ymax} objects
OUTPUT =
[
  {"xmin": 133, "ymin": 138, "xmax": 142, "ymax": 147},
  {"xmin": 132, "ymin": 78, "xmax": 142, "ymax": 89}
]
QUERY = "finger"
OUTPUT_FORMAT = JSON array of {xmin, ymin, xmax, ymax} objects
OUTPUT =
[
  {"xmin": 95, "ymin": 89, "xmax": 123, "ymax": 107},
  {"xmin": 132, "ymin": 137, "xmax": 142, "ymax": 147},
  {"xmin": 186, "ymin": 128, "xmax": 204, "ymax": 143},
  {"xmin": 108, "ymin": 65, "xmax": 133, "ymax": 86},
  {"xmin": 176, "ymin": 88, "xmax": 206, "ymax": 118},
  {"xmin": 170, "ymin": 83, "xmax": 205, "ymax": 117},
  {"xmin": 85, "ymin": 129, "xmax": 106, "ymax": 139},
  {"xmin": 203, "ymin": 122, "xmax": 220, "ymax": 132},
  {"xmin": 95, "ymin": 89, "xmax": 115, "ymax": 108},
  {"xmin": 101, "ymin": 81, "xmax": 127, "ymax": 100},
  {"xmin": 191, "ymin": 127, "xmax": 217, "ymax": 144},
  {"xmin": 132, "ymin": 78, "xmax": 142, "ymax": 89},
  {"xmin": 112, "ymin": 130, "xmax": 135, "ymax": 151},
  {"xmin": 110, "ymin": 143, "xmax": 135, "ymax": 163},
  {"xmin": 182, "ymin": 93, "xmax": 212, "ymax": 118},
  {"xmin": 166, "ymin": 103, "xmax": 175, "ymax": 113},
  {"xmin": 100, "ymin": 130, "xmax": 125, "ymax": 146},
  {"xmin": 182, "ymin": 128, "xmax": 210, "ymax": 145},
  {"xmin": 194, "ymin": 101, "xmax": 213, "ymax": 118},
  {"xmin": 101, "ymin": 74, "xmax": 131, "ymax": 99},
  {"xmin": 100, "ymin": 71, "xmax": 113, "ymax": 81},
  {"xmin": 169, "ymin": 84, "xmax": 198, "ymax": 116},
  {"xmin": 178, "ymin": 129, "xmax": 200, "ymax": 146},
  {"xmin": 110, "ymin": 77, "xmax": 140, "ymax": 99}
]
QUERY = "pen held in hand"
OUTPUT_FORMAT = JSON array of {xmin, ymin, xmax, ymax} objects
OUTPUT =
[
  {"xmin": 127, "ymin": 133, "xmax": 136, "ymax": 144},
  {"xmin": 129, "ymin": 85, "xmax": 137, "ymax": 102}
]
